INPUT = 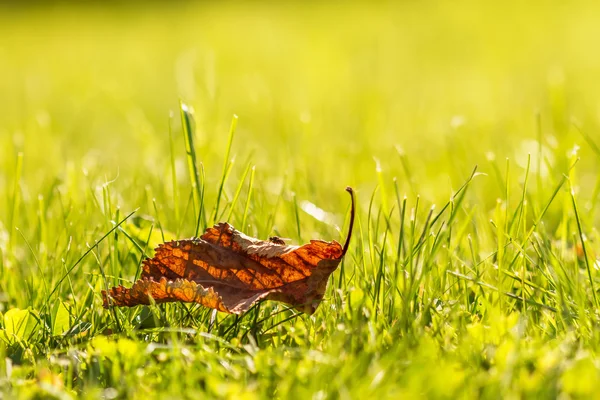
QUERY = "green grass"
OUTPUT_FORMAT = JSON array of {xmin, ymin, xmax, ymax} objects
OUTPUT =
[{"xmin": 2, "ymin": 0, "xmax": 600, "ymax": 398}]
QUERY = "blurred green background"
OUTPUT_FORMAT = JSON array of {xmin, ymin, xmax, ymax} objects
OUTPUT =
[{"xmin": 2, "ymin": 0, "xmax": 600, "ymax": 208}]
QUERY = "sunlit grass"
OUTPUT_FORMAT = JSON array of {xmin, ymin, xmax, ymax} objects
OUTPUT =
[{"xmin": 1, "ymin": 1, "xmax": 600, "ymax": 398}]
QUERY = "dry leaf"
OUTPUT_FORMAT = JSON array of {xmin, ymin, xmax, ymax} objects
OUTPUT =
[{"xmin": 102, "ymin": 187, "xmax": 355, "ymax": 314}]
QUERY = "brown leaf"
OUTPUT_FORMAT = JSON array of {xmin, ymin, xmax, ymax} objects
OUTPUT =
[{"xmin": 102, "ymin": 187, "xmax": 355, "ymax": 314}]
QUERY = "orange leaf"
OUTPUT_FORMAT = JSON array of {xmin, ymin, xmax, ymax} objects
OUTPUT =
[{"xmin": 102, "ymin": 187, "xmax": 355, "ymax": 314}]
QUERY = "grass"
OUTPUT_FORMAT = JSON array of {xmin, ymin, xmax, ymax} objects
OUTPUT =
[{"xmin": 2, "ymin": 0, "xmax": 600, "ymax": 398}]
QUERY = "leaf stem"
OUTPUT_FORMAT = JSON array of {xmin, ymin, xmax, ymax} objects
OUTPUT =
[{"xmin": 342, "ymin": 187, "xmax": 355, "ymax": 256}]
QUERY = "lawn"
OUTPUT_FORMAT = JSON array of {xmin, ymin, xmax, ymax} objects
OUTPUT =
[{"xmin": 2, "ymin": 0, "xmax": 600, "ymax": 398}]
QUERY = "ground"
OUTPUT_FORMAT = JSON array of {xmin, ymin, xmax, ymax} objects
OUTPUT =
[{"xmin": 1, "ymin": 1, "xmax": 600, "ymax": 398}]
